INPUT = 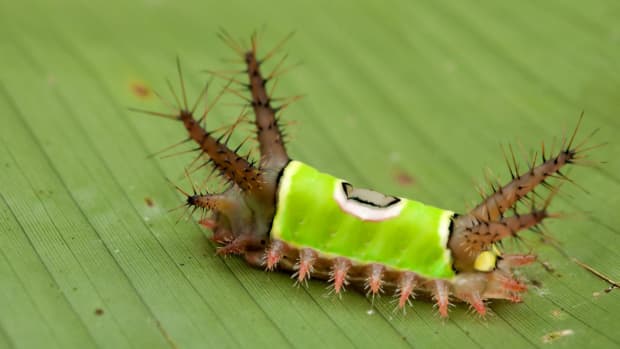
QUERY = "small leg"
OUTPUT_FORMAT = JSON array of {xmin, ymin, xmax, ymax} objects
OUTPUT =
[
  {"xmin": 209, "ymin": 225, "xmax": 235, "ymax": 246},
  {"xmin": 365, "ymin": 264, "xmax": 385, "ymax": 297},
  {"xmin": 483, "ymin": 270, "xmax": 528, "ymax": 302},
  {"xmin": 433, "ymin": 280, "xmax": 451, "ymax": 318},
  {"xmin": 460, "ymin": 292, "xmax": 487, "ymax": 317},
  {"xmin": 397, "ymin": 272, "xmax": 418, "ymax": 309},
  {"xmin": 265, "ymin": 240, "xmax": 285, "ymax": 270},
  {"xmin": 244, "ymin": 251, "xmax": 265, "ymax": 268},
  {"xmin": 293, "ymin": 248, "xmax": 317, "ymax": 284},
  {"xmin": 216, "ymin": 234, "xmax": 259, "ymax": 256},
  {"xmin": 330, "ymin": 258, "xmax": 351, "ymax": 295},
  {"xmin": 198, "ymin": 218, "xmax": 217, "ymax": 229}
]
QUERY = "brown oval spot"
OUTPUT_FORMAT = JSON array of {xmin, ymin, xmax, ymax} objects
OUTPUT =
[
  {"xmin": 130, "ymin": 81, "xmax": 151, "ymax": 99},
  {"xmin": 95, "ymin": 308, "xmax": 104, "ymax": 316},
  {"xmin": 392, "ymin": 167, "xmax": 416, "ymax": 186},
  {"xmin": 145, "ymin": 197, "xmax": 155, "ymax": 207}
]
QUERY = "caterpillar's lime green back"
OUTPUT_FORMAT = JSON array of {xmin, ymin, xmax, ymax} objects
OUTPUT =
[{"xmin": 273, "ymin": 161, "xmax": 455, "ymax": 279}]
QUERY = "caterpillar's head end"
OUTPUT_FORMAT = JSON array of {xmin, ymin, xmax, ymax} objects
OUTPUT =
[{"xmin": 450, "ymin": 253, "xmax": 535, "ymax": 308}]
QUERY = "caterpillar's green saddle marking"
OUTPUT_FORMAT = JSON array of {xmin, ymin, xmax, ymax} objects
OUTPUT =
[{"xmin": 272, "ymin": 161, "xmax": 455, "ymax": 279}]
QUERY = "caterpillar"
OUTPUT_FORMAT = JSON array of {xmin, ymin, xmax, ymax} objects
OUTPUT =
[{"xmin": 135, "ymin": 32, "xmax": 598, "ymax": 318}]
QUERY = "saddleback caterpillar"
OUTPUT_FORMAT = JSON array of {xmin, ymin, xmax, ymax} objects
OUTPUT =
[{"xmin": 134, "ymin": 32, "xmax": 599, "ymax": 318}]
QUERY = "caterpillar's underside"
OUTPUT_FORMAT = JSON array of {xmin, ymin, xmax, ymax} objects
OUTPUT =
[{"xmin": 137, "ymin": 32, "xmax": 597, "ymax": 318}]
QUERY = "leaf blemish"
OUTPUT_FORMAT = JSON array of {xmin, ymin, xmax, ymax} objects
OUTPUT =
[
  {"xmin": 542, "ymin": 329, "xmax": 573, "ymax": 343},
  {"xmin": 130, "ymin": 81, "xmax": 152, "ymax": 99},
  {"xmin": 145, "ymin": 197, "xmax": 155, "ymax": 207},
  {"xmin": 392, "ymin": 167, "xmax": 416, "ymax": 187}
]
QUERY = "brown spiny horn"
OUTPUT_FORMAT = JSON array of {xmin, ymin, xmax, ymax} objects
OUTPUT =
[
  {"xmin": 243, "ymin": 33, "xmax": 292, "ymax": 170},
  {"xmin": 134, "ymin": 58, "xmax": 263, "ymax": 192},
  {"xmin": 219, "ymin": 30, "xmax": 291, "ymax": 172},
  {"xmin": 179, "ymin": 111, "xmax": 263, "ymax": 192},
  {"xmin": 455, "ymin": 115, "xmax": 590, "ymax": 230},
  {"xmin": 458, "ymin": 209, "xmax": 549, "ymax": 253}
]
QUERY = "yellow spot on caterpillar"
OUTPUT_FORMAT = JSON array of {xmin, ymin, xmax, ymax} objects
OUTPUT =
[{"xmin": 474, "ymin": 251, "xmax": 497, "ymax": 272}]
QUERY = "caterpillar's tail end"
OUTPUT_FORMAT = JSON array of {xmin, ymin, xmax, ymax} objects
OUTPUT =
[
  {"xmin": 135, "ymin": 56, "xmax": 285, "ymax": 254},
  {"xmin": 171, "ymin": 176, "xmax": 267, "ymax": 256},
  {"xmin": 451, "ymin": 253, "xmax": 536, "ymax": 312},
  {"xmin": 450, "ymin": 115, "xmax": 600, "ymax": 272}
]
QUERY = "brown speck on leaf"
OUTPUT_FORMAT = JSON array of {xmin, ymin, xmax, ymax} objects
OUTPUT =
[
  {"xmin": 145, "ymin": 197, "xmax": 155, "ymax": 207},
  {"xmin": 130, "ymin": 81, "xmax": 151, "ymax": 99},
  {"xmin": 550, "ymin": 309, "xmax": 565, "ymax": 319},
  {"xmin": 95, "ymin": 308, "xmax": 104, "ymax": 316},
  {"xmin": 541, "ymin": 261, "xmax": 561, "ymax": 276},
  {"xmin": 393, "ymin": 167, "xmax": 416, "ymax": 186}
]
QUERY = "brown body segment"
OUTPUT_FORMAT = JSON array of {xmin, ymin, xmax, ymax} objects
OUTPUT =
[{"xmin": 142, "ymin": 34, "xmax": 597, "ymax": 318}]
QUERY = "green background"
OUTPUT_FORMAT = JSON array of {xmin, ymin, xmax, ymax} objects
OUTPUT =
[{"xmin": 1, "ymin": 0, "xmax": 619, "ymax": 348}]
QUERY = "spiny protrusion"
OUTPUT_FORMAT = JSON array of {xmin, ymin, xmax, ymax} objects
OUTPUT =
[
  {"xmin": 396, "ymin": 272, "xmax": 418, "ymax": 309},
  {"xmin": 462, "ymin": 210, "xmax": 548, "ymax": 252},
  {"xmin": 187, "ymin": 193, "xmax": 229, "ymax": 212},
  {"xmin": 500, "ymin": 277, "xmax": 528, "ymax": 293},
  {"xmin": 181, "ymin": 115, "xmax": 263, "ymax": 192},
  {"xmin": 265, "ymin": 240, "xmax": 285, "ymax": 271},
  {"xmin": 365, "ymin": 264, "xmax": 385, "ymax": 297},
  {"xmin": 217, "ymin": 30, "xmax": 294, "ymax": 170},
  {"xmin": 216, "ymin": 234, "xmax": 255, "ymax": 256},
  {"xmin": 133, "ymin": 58, "xmax": 264, "ymax": 192},
  {"xmin": 294, "ymin": 248, "xmax": 317, "ymax": 283},
  {"xmin": 461, "ymin": 115, "xmax": 595, "ymax": 228},
  {"xmin": 330, "ymin": 258, "xmax": 351, "ymax": 294},
  {"xmin": 433, "ymin": 280, "xmax": 450, "ymax": 318},
  {"xmin": 245, "ymin": 41, "xmax": 290, "ymax": 169},
  {"xmin": 207, "ymin": 221, "xmax": 235, "ymax": 246},
  {"xmin": 462, "ymin": 291, "xmax": 486, "ymax": 317},
  {"xmin": 491, "ymin": 268, "xmax": 529, "ymax": 293},
  {"xmin": 498, "ymin": 254, "xmax": 537, "ymax": 270},
  {"xmin": 198, "ymin": 218, "xmax": 217, "ymax": 230},
  {"xmin": 244, "ymin": 250, "xmax": 266, "ymax": 268},
  {"xmin": 484, "ymin": 270, "xmax": 528, "ymax": 303}
]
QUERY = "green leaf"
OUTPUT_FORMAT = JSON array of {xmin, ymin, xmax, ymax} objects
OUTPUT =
[{"xmin": 1, "ymin": 0, "xmax": 619, "ymax": 348}]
